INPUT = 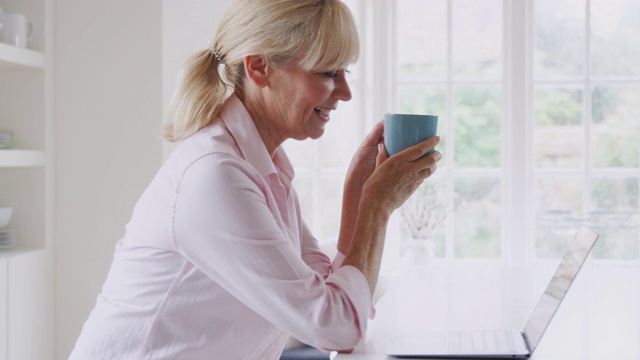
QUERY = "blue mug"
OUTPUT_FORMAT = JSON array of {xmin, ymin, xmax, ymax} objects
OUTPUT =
[{"xmin": 384, "ymin": 113, "xmax": 438, "ymax": 156}]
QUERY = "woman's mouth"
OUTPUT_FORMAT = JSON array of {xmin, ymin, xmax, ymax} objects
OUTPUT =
[{"xmin": 314, "ymin": 107, "xmax": 331, "ymax": 120}]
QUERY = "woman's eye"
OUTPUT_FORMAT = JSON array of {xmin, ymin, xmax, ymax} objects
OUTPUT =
[
  {"xmin": 322, "ymin": 71, "xmax": 339, "ymax": 78},
  {"xmin": 315, "ymin": 69, "xmax": 350, "ymax": 79}
]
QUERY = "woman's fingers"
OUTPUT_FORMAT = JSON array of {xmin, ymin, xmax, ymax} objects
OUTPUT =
[
  {"xmin": 397, "ymin": 136, "xmax": 441, "ymax": 162},
  {"xmin": 346, "ymin": 120, "xmax": 385, "ymax": 179},
  {"xmin": 364, "ymin": 135, "xmax": 443, "ymax": 212},
  {"xmin": 415, "ymin": 150, "xmax": 442, "ymax": 175},
  {"xmin": 417, "ymin": 163, "xmax": 438, "ymax": 179},
  {"xmin": 368, "ymin": 156, "xmax": 434, "ymax": 209},
  {"xmin": 362, "ymin": 120, "xmax": 384, "ymax": 147},
  {"xmin": 354, "ymin": 120, "xmax": 385, "ymax": 163},
  {"xmin": 376, "ymin": 143, "xmax": 388, "ymax": 166}
]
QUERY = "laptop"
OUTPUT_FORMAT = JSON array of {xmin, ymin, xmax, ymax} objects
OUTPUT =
[{"xmin": 387, "ymin": 225, "xmax": 599, "ymax": 359}]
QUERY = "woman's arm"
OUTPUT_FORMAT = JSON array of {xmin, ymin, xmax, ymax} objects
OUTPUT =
[
  {"xmin": 342, "ymin": 134, "xmax": 442, "ymax": 293},
  {"xmin": 173, "ymin": 154, "xmax": 371, "ymax": 350}
]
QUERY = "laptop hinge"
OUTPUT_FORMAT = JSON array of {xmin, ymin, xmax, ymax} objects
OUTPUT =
[{"xmin": 521, "ymin": 331, "xmax": 533, "ymax": 354}]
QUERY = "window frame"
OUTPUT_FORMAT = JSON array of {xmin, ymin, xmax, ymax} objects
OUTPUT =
[{"xmin": 290, "ymin": 0, "xmax": 640, "ymax": 266}]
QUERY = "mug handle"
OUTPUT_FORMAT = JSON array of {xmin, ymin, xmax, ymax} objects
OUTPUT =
[{"xmin": 26, "ymin": 20, "xmax": 34, "ymax": 42}]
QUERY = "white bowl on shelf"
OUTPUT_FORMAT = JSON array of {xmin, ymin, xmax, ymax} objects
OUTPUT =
[
  {"xmin": 0, "ymin": 229, "xmax": 16, "ymax": 250},
  {"xmin": 0, "ymin": 207, "xmax": 12, "ymax": 228},
  {"xmin": 0, "ymin": 131, "xmax": 13, "ymax": 149}
]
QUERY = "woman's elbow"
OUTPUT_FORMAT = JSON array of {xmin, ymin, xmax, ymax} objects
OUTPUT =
[{"xmin": 311, "ymin": 323, "xmax": 362, "ymax": 352}]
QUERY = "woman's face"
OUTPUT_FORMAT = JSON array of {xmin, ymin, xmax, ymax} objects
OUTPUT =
[{"xmin": 265, "ymin": 63, "xmax": 352, "ymax": 142}]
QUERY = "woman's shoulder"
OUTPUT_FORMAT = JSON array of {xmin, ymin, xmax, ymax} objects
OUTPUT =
[
  {"xmin": 173, "ymin": 121, "xmax": 240, "ymax": 161},
  {"xmin": 163, "ymin": 121, "xmax": 259, "ymax": 179}
]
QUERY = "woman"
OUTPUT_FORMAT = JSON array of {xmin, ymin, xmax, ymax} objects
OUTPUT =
[{"xmin": 70, "ymin": 0, "xmax": 441, "ymax": 359}]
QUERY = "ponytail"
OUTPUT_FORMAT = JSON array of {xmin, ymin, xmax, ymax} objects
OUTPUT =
[{"xmin": 162, "ymin": 49, "xmax": 230, "ymax": 142}]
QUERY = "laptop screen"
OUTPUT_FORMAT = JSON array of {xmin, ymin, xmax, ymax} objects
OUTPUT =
[{"xmin": 522, "ymin": 225, "xmax": 599, "ymax": 352}]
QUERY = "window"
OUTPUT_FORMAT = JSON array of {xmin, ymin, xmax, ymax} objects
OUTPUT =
[
  {"xmin": 284, "ymin": 0, "xmax": 640, "ymax": 263},
  {"xmin": 395, "ymin": 0, "xmax": 504, "ymax": 260},
  {"xmin": 533, "ymin": 0, "xmax": 640, "ymax": 260}
]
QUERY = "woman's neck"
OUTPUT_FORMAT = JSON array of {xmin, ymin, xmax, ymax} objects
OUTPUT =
[{"xmin": 237, "ymin": 91, "xmax": 283, "ymax": 158}]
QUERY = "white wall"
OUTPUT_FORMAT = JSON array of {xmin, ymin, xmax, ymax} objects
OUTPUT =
[
  {"xmin": 161, "ymin": 0, "xmax": 231, "ymax": 158},
  {"xmin": 54, "ymin": 1, "xmax": 162, "ymax": 358},
  {"xmin": 54, "ymin": 1, "xmax": 232, "ymax": 358}
]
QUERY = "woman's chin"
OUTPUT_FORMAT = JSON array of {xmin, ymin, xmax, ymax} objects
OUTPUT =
[{"xmin": 308, "ymin": 128, "xmax": 325, "ymax": 140}]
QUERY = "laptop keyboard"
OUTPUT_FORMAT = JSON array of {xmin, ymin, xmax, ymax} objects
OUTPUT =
[{"xmin": 447, "ymin": 329, "xmax": 517, "ymax": 353}]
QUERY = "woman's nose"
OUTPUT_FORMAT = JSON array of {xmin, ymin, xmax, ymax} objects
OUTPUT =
[{"xmin": 333, "ymin": 74, "xmax": 352, "ymax": 102}]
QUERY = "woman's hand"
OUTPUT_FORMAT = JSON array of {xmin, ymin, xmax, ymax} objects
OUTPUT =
[
  {"xmin": 344, "ymin": 120, "xmax": 385, "ymax": 192},
  {"xmin": 337, "ymin": 123, "xmax": 441, "ymax": 255},
  {"xmin": 365, "ymin": 135, "xmax": 442, "ymax": 214},
  {"xmin": 337, "ymin": 121, "xmax": 385, "ymax": 254}
]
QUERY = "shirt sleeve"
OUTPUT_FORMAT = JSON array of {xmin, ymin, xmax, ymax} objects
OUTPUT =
[
  {"xmin": 332, "ymin": 251, "xmax": 346, "ymax": 270},
  {"xmin": 330, "ymin": 250, "xmax": 376, "ymax": 319},
  {"xmin": 297, "ymin": 213, "xmax": 344, "ymax": 277},
  {"xmin": 172, "ymin": 154, "xmax": 371, "ymax": 350},
  {"xmin": 295, "ymin": 202, "xmax": 378, "ymax": 321},
  {"xmin": 298, "ymin": 219, "xmax": 332, "ymax": 278}
]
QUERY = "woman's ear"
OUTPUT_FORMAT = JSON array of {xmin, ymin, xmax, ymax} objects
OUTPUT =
[{"xmin": 243, "ymin": 55, "xmax": 270, "ymax": 88}]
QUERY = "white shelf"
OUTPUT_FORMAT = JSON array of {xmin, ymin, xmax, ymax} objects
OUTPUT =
[
  {"xmin": 0, "ymin": 245, "xmax": 43, "ymax": 260},
  {"xmin": 0, "ymin": 150, "xmax": 45, "ymax": 167},
  {"xmin": 0, "ymin": 42, "xmax": 45, "ymax": 70}
]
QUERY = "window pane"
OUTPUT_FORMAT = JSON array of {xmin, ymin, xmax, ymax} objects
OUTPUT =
[
  {"xmin": 534, "ymin": 0, "xmax": 585, "ymax": 79},
  {"xmin": 591, "ymin": 224, "xmax": 640, "ymax": 260},
  {"xmin": 452, "ymin": 0, "xmax": 502, "ymax": 80},
  {"xmin": 591, "ymin": 86, "xmax": 640, "ymax": 168},
  {"xmin": 283, "ymin": 139, "xmax": 314, "ymax": 170},
  {"xmin": 454, "ymin": 177, "xmax": 501, "ymax": 258},
  {"xmin": 589, "ymin": 178, "xmax": 640, "ymax": 260},
  {"xmin": 591, "ymin": 0, "xmax": 640, "ymax": 77},
  {"xmin": 535, "ymin": 176, "xmax": 584, "ymax": 258},
  {"xmin": 319, "ymin": 87, "xmax": 361, "ymax": 168},
  {"xmin": 454, "ymin": 86, "xmax": 501, "ymax": 167},
  {"xmin": 292, "ymin": 174, "xmax": 315, "ymax": 231},
  {"xmin": 397, "ymin": 0, "xmax": 448, "ymax": 81},
  {"xmin": 397, "ymin": 85, "xmax": 446, "ymax": 116},
  {"xmin": 320, "ymin": 175, "xmax": 344, "ymax": 240},
  {"xmin": 591, "ymin": 177, "xmax": 638, "ymax": 210},
  {"xmin": 397, "ymin": 85, "xmax": 448, "ymax": 166},
  {"xmin": 534, "ymin": 87, "xmax": 583, "ymax": 168},
  {"xmin": 399, "ymin": 180, "xmax": 449, "ymax": 260}
]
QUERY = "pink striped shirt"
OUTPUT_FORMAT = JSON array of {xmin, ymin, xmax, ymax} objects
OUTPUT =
[{"xmin": 69, "ymin": 95, "xmax": 372, "ymax": 360}]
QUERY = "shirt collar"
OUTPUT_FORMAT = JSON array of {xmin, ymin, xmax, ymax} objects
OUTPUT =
[{"xmin": 219, "ymin": 94, "xmax": 295, "ymax": 190}]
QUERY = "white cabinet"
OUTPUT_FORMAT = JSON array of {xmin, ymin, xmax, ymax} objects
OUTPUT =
[
  {"xmin": 6, "ymin": 249, "xmax": 52, "ymax": 360},
  {"xmin": 0, "ymin": 1, "xmax": 49, "ymax": 252},
  {"xmin": 0, "ymin": 0, "xmax": 53, "ymax": 358},
  {"xmin": 0, "ymin": 42, "xmax": 45, "ymax": 68},
  {"xmin": 0, "ymin": 250, "xmax": 52, "ymax": 360},
  {"xmin": 0, "ymin": 258, "xmax": 7, "ymax": 360},
  {"xmin": 0, "ymin": 149, "xmax": 45, "ymax": 167}
]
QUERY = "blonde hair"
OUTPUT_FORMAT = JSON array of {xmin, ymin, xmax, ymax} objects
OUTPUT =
[{"xmin": 163, "ymin": 0, "xmax": 360, "ymax": 142}]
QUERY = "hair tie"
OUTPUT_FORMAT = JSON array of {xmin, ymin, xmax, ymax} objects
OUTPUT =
[{"xmin": 209, "ymin": 44, "xmax": 225, "ymax": 65}]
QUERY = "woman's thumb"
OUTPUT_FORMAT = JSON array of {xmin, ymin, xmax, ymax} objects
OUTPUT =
[{"xmin": 376, "ymin": 143, "xmax": 388, "ymax": 166}]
